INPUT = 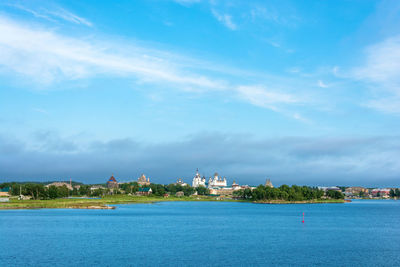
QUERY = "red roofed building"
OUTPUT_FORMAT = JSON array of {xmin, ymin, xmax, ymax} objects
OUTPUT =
[
  {"xmin": 371, "ymin": 188, "xmax": 390, "ymax": 198},
  {"xmin": 107, "ymin": 175, "xmax": 119, "ymax": 189}
]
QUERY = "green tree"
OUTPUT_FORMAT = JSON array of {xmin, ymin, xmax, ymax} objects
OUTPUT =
[
  {"xmin": 79, "ymin": 185, "xmax": 91, "ymax": 196},
  {"xmin": 48, "ymin": 186, "xmax": 58, "ymax": 199},
  {"xmin": 57, "ymin": 185, "xmax": 69, "ymax": 198}
]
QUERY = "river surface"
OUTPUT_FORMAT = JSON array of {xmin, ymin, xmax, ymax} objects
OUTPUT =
[{"xmin": 1, "ymin": 200, "xmax": 399, "ymax": 266}]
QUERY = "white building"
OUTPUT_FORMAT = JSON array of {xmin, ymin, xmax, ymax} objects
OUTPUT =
[
  {"xmin": 45, "ymin": 182, "xmax": 73, "ymax": 191},
  {"xmin": 192, "ymin": 169, "xmax": 206, "ymax": 187},
  {"xmin": 265, "ymin": 179, "xmax": 273, "ymax": 188},
  {"xmin": 175, "ymin": 178, "xmax": 188, "ymax": 187},
  {"xmin": 318, "ymin": 186, "xmax": 341, "ymax": 192},
  {"xmin": 208, "ymin": 173, "xmax": 227, "ymax": 188},
  {"xmin": 232, "ymin": 181, "xmax": 241, "ymax": 190}
]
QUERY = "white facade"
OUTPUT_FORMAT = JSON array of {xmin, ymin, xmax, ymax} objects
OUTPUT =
[
  {"xmin": 265, "ymin": 179, "xmax": 273, "ymax": 188},
  {"xmin": 232, "ymin": 181, "xmax": 241, "ymax": 190},
  {"xmin": 208, "ymin": 173, "xmax": 227, "ymax": 188},
  {"xmin": 192, "ymin": 169, "xmax": 206, "ymax": 187},
  {"xmin": 175, "ymin": 178, "xmax": 188, "ymax": 186}
]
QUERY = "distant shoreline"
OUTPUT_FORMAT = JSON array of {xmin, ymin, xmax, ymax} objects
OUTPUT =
[
  {"xmin": 254, "ymin": 199, "xmax": 346, "ymax": 204},
  {"xmin": 0, "ymin": 195, "xmax": 347, "ymax": 210}
]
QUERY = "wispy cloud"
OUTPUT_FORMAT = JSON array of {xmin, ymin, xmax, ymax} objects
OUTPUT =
[
  {"xmin": 0, "ymin": 15, "xmax": 310, "ymax": 119},
  {"xmin": 8, "ymin": 3, "xmax": 92, "ymax": 27},
  {"xmin": 318, "ymin": 80, "xmax": 328, "ymax": 88},
  {"xmin": 352, "ymin": 35, "xmax": 400, "ymax": 114},
  {"xmin": 248, "ymin": 4, "xmax": 300, "ymax": 27},
  {"xmin": 0, "ymin": 16, "xmax": 222, "ymax": 88},
  {"xmin": 211, "ymin": 9, "xmax": 237, "ymax": 30},
  {"xmin": 236, "ymin": 85, "xmax": 298, "ymax": 110},
  {"xmin": 353, "ymin": 36, "xmax": 400, "ymax": 86},
  {"xmin": 250, "ymin": 6, "xmax": 280, "ymax": 24},
  {"xmin": 8, "ymin": 4, "xmax": 56, "ymax": 22},
  {"xmin": 174, "ymin": 1, "xmax": 239, "ymax": 30},
  {"xmin": 46, "ymin": 8, "xmax": 92, "ymax": 27}
]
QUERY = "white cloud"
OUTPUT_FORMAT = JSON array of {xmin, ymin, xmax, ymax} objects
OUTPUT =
[
  {"xmin": 236, "ymin": 85, "xmax": 298, "ymax": 110},
  {"xmin": 332, "ymin": 66, "xmax": 339, "ymax": 76},
  {"xmin": 47, "ymin": 8, "xmax": 92, "ymax": 27},
  {"xmin": 354, "ymin": 36, "xmax": 400, "ymax": 88},
  {"xmin": 318, "ymin": 80, "xmax": 328, "ymax": 88},
  {"xmin": 250, "ymin": 6, "xmax": 280, "ymax": 24},
  {"xmin": 236, "ymin": 85, "xmax": 310, "ymax": 122},
  {"xmin": 365, "ymin": 97, "xmax": 400, "ymax": 114},
  {"xmin": 0, "ymin": 16, "xmax": 223, "ymax": 89},
  {"xmin": 0, "ymin": 15, "xmax": 310, "ymax": 120},
  {"xmin": 352, "ymin": 35, "xmax": 400, "ymax": 114},
  {"xmin": 211, "ymin": 9, "xmax": 237, "ymax": 30},
  {"xmin": 292, "ymin": 113, "xmax": 310, "ymax": 123},
  {"xmin": 9, "ymin": 4, "xmax": 92, "ymax": 27}
]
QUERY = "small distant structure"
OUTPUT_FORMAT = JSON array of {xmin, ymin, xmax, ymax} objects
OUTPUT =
[
  {"xmin": 45, "ymin": 182, "xmax": 73, "ymax": 190},
  {"xmin": 136, "ymin": 187, "xmax": 152, "ymax": 196},
  {"xmin": 107, "ymin": 175, "xmax": 119, "ymax": 189},
  {"xmin": 175, "ymin": 191, "xmax": 185, "ymax": 197},
  {"xmin": 18, "ymin": 195, "xmax": 32, "ymax": 200},
  {"xmin": 138, "ymin": 174, "xmax": 151, "ymax": 186},
  {"xmin": 0, "ymin": 187, "xmax": 11, "ymax": 197},
  {"xmin": 175, "ymin": 178, "xmax": 188, "ymax": 186},
  {"xmin": 90, "ymin": 185, "xmax": 106, "ymax": 191},
  {"xmin": 345, "ymin": 187, "xmax": 369, "ymax": 197},
  {"xmin": 209, "ymin": 188, "xmax": 219, "ymax": 195},
  {"xmin": 163, "ymin": 193, "xmax": 170, "ymax": 198},
  {"xmin": 371, "ymin": 188, "xmax": 391, "ymax": 198},
  {"xmin": 232, "ymin": 181, "xmax": 240, "ymax": 190},
  {"xmin": 265, "ymin": 179, "xmax": 273, "ymax": 188},
  {"xmin": 318, "ymin": 186, "xmax": 341, "ymax": 192}
]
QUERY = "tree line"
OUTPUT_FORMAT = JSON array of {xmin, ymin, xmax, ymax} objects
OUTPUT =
[
  {"xmin": 0, "ymin": 182, "xmax": 104, "ymax": 199},
  {"xmin": 119, "ymin": 182, "xmax": 210, "ymax": 196},
  {"xmin": 0, "ymin": 182, "xmax": 210, "ymax": 199},
  {"xmin": 233, "ymin": 184, "xmax": 344, "ymax": 201}
]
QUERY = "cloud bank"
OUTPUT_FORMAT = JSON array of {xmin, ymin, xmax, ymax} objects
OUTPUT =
[{"xmin": 0, "ymin": 132, "xmax": 399, "ymax": 186}]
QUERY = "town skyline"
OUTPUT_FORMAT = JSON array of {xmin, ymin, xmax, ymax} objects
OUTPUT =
[{"xmin": 1, "ymin": 168, "xmax": 398, "ymax": 188}]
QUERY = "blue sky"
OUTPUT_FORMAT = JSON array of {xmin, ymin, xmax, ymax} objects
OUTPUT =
[{"xmin": 1, "ymin": 0, "xmax": 400, "ymax": 186}]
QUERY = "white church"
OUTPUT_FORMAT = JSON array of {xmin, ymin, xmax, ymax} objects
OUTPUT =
[
  {"xmin": 192, "ymin": 169, "xmax": 206, "ymax": 187},
  {"xmin": 208, "ymin": 172, "xmax": 227, "ymax": 188},
  {"xmin": 192, "ymin": 169, "xmax": 227, "ymax": 188}
]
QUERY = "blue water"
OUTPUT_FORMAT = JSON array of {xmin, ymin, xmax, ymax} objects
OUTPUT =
[{"xmin": 1, "ymin": 200, "xmax": 399, "ymax": 266}]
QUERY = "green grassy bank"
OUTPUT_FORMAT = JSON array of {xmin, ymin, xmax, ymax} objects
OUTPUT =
[
  {"xmin": 0, "ymin": 195, "xmax": 345, "ymax": 210},
  {"xmin": 253, "ymin": 199, "xmax": 346, "ymax": 204},
  {"xmin": 0, "ymin": 195, "xmax": 236, "ymax": 209}
]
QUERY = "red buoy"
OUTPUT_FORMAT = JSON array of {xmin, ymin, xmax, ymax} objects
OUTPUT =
[{"xmin": 302, "ymin": 212, "xmax": 305, "ymax": 223}]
